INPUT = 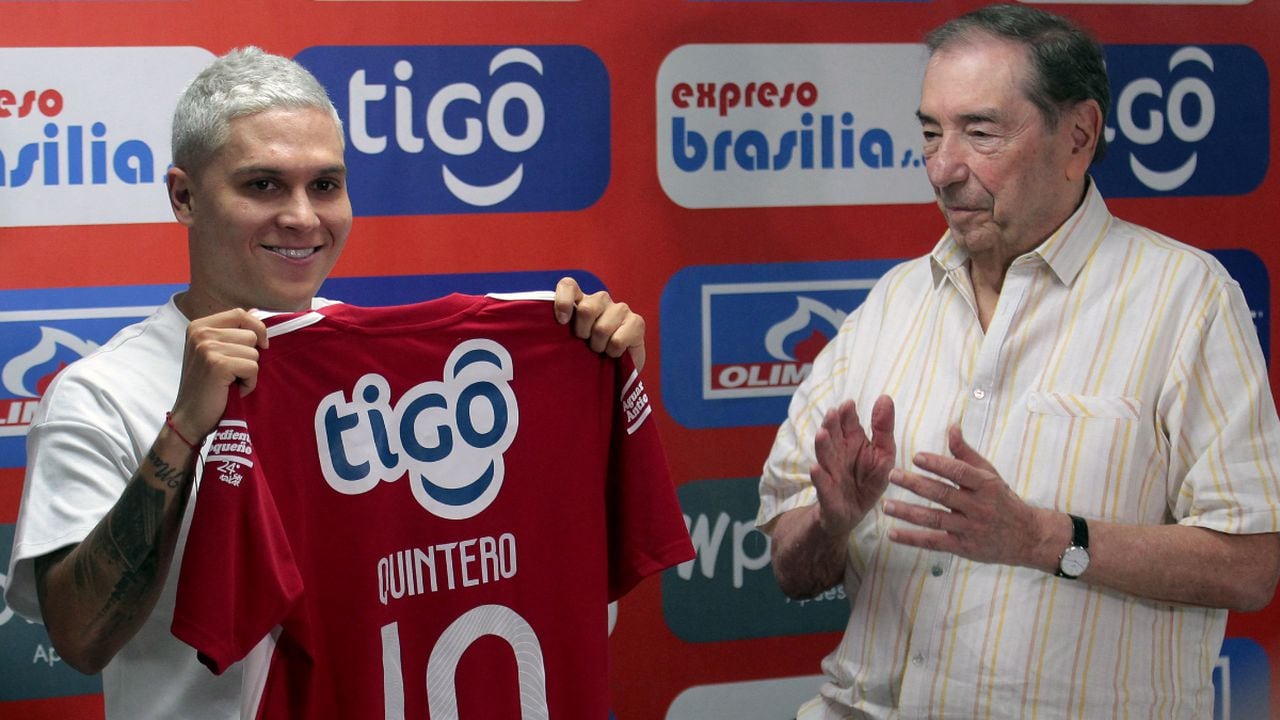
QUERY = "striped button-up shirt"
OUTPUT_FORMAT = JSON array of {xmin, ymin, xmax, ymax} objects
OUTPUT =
[{"xmin": 758, "ymin": 181, "xmax": 1280, "ymax": 719}]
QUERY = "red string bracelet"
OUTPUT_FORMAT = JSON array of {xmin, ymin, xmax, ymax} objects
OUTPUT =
[{"xmin": 164, "ymin": 412, "xmax": 200, "ymax": 450}]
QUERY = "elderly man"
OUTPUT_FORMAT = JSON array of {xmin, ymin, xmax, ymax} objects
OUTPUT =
[
  {"xmin": 5, "ymin": 47, "xmax": 648, "ymax": 720},
  {"xmin": 759, "ymin": 5, "xmax": 1280, "ymax": 718}
]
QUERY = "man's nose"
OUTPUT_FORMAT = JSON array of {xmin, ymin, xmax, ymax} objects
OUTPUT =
[
  {"xmin": 278, "ymin": 188, "xmax": 320, "ymax": 231},
  {"xmin": 925, "ymin": 136, "xmax": 970, "ymax": 188}
]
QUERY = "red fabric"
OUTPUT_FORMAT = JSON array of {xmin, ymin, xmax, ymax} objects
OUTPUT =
[{"xmin": 172, "ymin": 295, "xmax": 693, "ymax": 719}]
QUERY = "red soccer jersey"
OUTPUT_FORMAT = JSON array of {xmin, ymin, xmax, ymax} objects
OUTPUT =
[{"xmin": 172, "ymin": 293, "xmax": 693, "ymax": 719}]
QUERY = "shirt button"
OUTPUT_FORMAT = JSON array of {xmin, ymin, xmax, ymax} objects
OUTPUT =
[
  {"xmin": 911, "ymin": 653, "xmax": 924, "ymax": 666},
  {"xmin": 973, "ymin": 388, "xmax": 986, "ymax": 400},
  {"xmin": 931, "ymin": 564, "xmax": 945, "ymax": 577}
]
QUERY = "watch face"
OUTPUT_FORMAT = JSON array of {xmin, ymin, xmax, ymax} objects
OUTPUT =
[{"xmin": 1060, "ymin": 546, "xmax": 1090, "ymax": 577}]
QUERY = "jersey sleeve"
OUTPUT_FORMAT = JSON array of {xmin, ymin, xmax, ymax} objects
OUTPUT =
[
  {"xmin": 606, "ymin": 355, "xmax": 694, "ymax": 601},
  {"xmin": 171, "ymin": 391, "xmax": 304, "ymax": 675}
]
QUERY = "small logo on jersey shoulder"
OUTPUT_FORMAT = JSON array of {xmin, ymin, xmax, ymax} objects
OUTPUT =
[
  {"xmin": 206, "ymin": 420, "xmax": 254, "ymax": 486},
  {"xmin": 315, "ymin": 338, "xmax": 519, "ymax": 520},
  {"xmin": 621, "ymin": 369, "xmax": 652, "ymax": 435}
]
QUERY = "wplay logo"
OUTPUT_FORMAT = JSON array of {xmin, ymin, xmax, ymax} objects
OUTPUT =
[
  {"xmin": 663, "ymin": 478, "xmax": 849, "ymax": 643},
  {"xmin": 316, "ymin": 339, "xmax": 518, "ymax": 520},
  {"xmin": 296, "ymin": 46, "xmax": 609, "ymax": 216},
  {"xmin": 1094, "ymin": 45, "xmax": 1267, "ymax": 197}
]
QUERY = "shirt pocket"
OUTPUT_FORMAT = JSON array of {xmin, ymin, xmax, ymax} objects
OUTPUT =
[
  {"xmin": 1021, "ymin": 391, "xmax": 1150, "ymax": 519},
  {"xmin": 1025, "ymin": 391, "xmax": 1141, "ymax": 421}
]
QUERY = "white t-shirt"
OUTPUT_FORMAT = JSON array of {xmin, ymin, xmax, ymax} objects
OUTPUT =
[{"xmin": 5, "ymin": 295, "xmax": 333, "ymax": 720}]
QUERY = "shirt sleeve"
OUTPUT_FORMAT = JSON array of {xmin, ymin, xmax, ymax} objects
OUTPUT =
[
  {"xmin": 756, "ymin": 306, "xmax": 866, "ymax": 533},
  {"xmin": 5, "ymin": 372, "xmax": 142, "ymax": 622},
  {"xmin": 606, "ymin": 354, "xmax": 695, "ymax": 601},
  {"xmin": 171, "ymin": 391, "xmax": 304, "ymax": 674},
  {"xmin": 1164, "ymin": 275, "xmax": 1280, "ymax": 534}
]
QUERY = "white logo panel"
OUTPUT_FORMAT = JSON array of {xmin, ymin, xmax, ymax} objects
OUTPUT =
[
  {"xmin": 657, "ymin": 44, "xmax": 933, "ymax": 209},
  {"xmin": 0, "ymin": 47, "xmax": 215, "ymax": 227}
]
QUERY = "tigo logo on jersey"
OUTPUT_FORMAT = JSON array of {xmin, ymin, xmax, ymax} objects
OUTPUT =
[
  {"xmin": 661, "ymin": 260, "xmax": 897, "ymax": 429},
  {"xmin": 296, "ymin": 46, "xmax": 609, "ymax": 216},
  {"xmin": 656, "ymin": 45, "xmax": 933, "ymax": 209},
  {"xmin": 316, "ymin": 339, "xmax": 518, "ymax": 520},
  {"xmin": 1094, "ymin": 45, "xmax": 1267, "ymax": 198},
  {"xmin": 0, "ymin": 284, "xmax": 178, "ymax": 467},
  {"xmin": 0, "ymin": 47, "xmax": 215, "ymax": 227}
]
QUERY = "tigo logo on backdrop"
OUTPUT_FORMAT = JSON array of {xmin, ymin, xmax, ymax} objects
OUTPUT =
[
  {"xmin": 0, "ymin": 47, "xmax": 214, "ymax": 228},
  {"xmin": 656, "ymin": 45, "xmax": 933, "ymax": 208},
  {"xmin": 1094, "ymin": 45, "xmax": 1267, "ymax": 198},
  {"xmin": 296, "ymin": 46, "xmax": 609, "ymax": 216},
  {"xmin": 661, "ymin": 260, "xmax": 897, "ymax": 429}
]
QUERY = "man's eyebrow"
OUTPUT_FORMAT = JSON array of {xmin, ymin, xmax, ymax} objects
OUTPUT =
[
  {"xmin": 231, "ymin": 164, "xmax": 348, "ymax": 177},
  {"xmin": 914, "ymin": 109, "xmax": 1001, "ymax": 125}
]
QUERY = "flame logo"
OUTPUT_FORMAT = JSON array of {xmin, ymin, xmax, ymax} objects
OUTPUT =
[
  {"xmin": 763, "ymin": 297, "xmax": 847, "ymax": 361},
  {"xmin": 2, "ymin": 327, "xmax": 99, "ymax": 398}
]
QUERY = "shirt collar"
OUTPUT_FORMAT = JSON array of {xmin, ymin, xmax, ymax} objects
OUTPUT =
[{"xmin": 928, "ymin": 179, "xmax": 1113, "ymax": 289}]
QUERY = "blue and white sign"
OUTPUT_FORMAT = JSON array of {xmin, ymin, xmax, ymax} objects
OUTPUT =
[{"xmin": 297, "ymin": 45, "xmax": 610, "ymax": 216}]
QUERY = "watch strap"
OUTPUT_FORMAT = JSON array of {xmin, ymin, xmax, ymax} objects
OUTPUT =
[
  {"xmin": 1068, "ymin": 513, "xmax": 1088, "ymax": 549},
  {"xmin": 1055, "ymin": 514, "xmax": 1089, "ymax": 579}
]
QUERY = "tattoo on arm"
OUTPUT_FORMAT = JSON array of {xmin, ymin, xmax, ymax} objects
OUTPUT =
[
  {"xmin": 33, "ymin": 546, "xmax": 74, "ymax": 612},
  {"xmin": 70, "ymin": 452, "xmax": 192, "ymax": 628},
  {"xmin": 147, "ymin": 447, "xmax": 189, "ymax": 490}
]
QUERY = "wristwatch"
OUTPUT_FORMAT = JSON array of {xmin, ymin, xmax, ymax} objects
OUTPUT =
[{"xmin": 1055, "ymin": 514, "xmax": 1090, "ymax": 579}]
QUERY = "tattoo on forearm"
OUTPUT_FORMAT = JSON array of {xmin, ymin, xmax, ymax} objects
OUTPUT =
[
  {"xmin": 80, "ymin": 455, "xmax": 190, "ymax": 626},
  {"xmin": 147, "ymin": 447, "xmax": 189, "ymax": 490}
]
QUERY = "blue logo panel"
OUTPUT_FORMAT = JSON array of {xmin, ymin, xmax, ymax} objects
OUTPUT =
[
  {"xmin": 1214, "ymin": 637, "xmax": 1270, "ymax": 720},
  {"xmin": 1210, "ymin": 249, "xmax": 1270, "ymax": 364},
  {"xmin": 1095, "ymin": 45, "xmax": 1268, "ymax": 198},
  {"xmin": 296, "ymin": 46, "xmax": 610, "ymax": 216},
  {"xmin": 0, "ymin": 284, "xmax": 182, "ymax": 468},
  {"xmin": 660, "ymin": 260, "xmax": 898, "ymax": 429}
]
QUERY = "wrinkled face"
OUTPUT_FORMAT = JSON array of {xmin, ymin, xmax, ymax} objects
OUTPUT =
[
  {"xmin": 169, "ymin": 106, "xmax": 352, "ymax": 314},
  {"xmin": 917, "ymin": 37, "xmax": 1080, "ymax": 264}
]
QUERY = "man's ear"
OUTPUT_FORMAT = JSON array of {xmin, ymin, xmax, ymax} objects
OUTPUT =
[
  {"xmin": 1065, "ymin": 99, "xmax": 1103, "ymax": 182},
  {"xmin": 167, "ymin": 166, "xmax": 196, "ymax": 227}
]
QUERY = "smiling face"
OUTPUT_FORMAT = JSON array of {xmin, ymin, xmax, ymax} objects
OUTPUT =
[
  {"xmin": 917, "ymin": 35, "xmax": 1090, "ymax": 270},
  {"xmin": 168, "ymin": 106, "xmax": 352, "ymax": 316}
]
